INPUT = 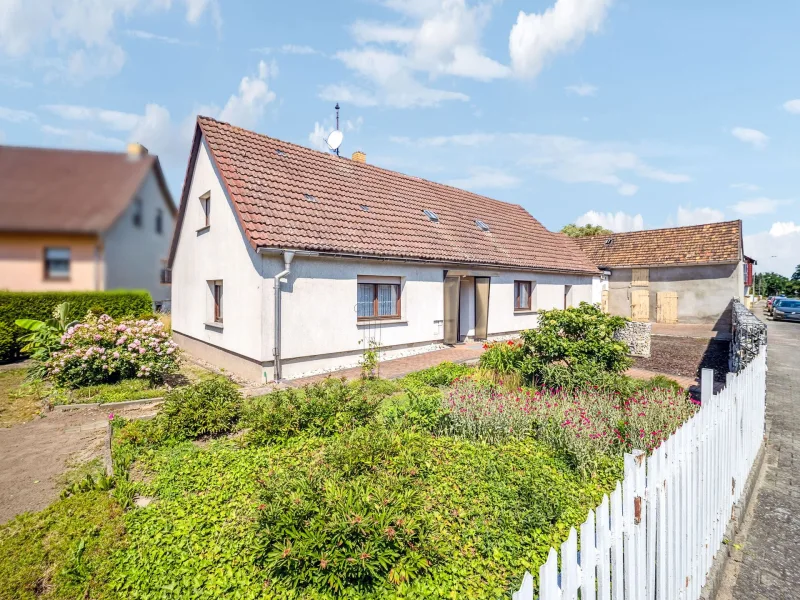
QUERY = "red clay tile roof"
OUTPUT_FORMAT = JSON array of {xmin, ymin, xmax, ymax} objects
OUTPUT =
[
  {"xmin": 572, "ymin": 221, "xmax": 743, "ymax": 268},
  {"xmin": 0, "ymin": 145, "xmax": 174, "ymax": 234},
  {"xmin": 170, "ymin": 116, "xmax": 599, "ymax": 275}
]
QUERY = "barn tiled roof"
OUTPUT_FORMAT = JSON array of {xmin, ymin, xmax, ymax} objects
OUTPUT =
[
  {"xmin": 169, "ymin": 116, "xmax": 599, "ymax": 275},
  {"xmin": 0, "ymin": 145, "xmax": 174, "ymax": 234},
  {"xmin": 572, "ymin": 221, "xmax": 743, "ymax": 268}
]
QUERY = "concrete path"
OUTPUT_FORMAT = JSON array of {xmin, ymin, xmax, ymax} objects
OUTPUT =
[{"xmin": 717, "ymin": 317, "xmax": 800, "ymax": 599}]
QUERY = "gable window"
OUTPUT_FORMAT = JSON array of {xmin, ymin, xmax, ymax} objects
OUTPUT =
[
  {"xmin": 514, "ymin": 281, "xmax": 532, "ymax": 311},
  {"xmin": 132, "ymin": 198, "xmax": 143, "ymax": 228},
  {"xmin": 155, "ymin": 208, "xmax": 164, "ymax": 234},
  {"xmin": 200, "ymin": 191, "xmax": 211, "ymax": 228},
  {"xmin": 357, "ymin": 282, "xmax": 401, "ymax": 320},
  {"xmin": 44, "ymin": 248, "xmax": 71, "ymax": 280},
  {"xmin": 213, "ymin": 281, "xmax": 223, "ymax": 323}
]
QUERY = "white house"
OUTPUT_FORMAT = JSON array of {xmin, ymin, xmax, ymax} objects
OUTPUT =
[{"xmin": 167, "ymin": 117, "xmax": 600, "ymax": 383}]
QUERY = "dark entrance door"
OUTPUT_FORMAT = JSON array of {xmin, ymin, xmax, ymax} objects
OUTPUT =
[{"xmin": 443, "ymin": 275, "xmax": 461, "ymax": 345}]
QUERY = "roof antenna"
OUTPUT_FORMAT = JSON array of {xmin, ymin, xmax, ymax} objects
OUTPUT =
[{"xmin": 325, "ymin": 103, "xmax": 344, "ymax": 156}]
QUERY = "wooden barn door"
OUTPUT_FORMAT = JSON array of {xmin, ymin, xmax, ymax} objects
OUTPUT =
[
  {"xmin": 657, "ymin": 291, "xmax": 678, "ymax": 323},
  {"xmin": 443, "ymin": 275, "xmax": 461, "ymax": 344},
  {"xmin": 631, "ymin": 289, "xmax": 650, "ymax": 322}
]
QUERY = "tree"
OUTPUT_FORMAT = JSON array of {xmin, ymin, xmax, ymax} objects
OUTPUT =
[
  {"xmin": 754, "ymin": 272, "xmax": 797, "ymax": 296},
  {"xmin": 560, "ymin": 223, "xmax": 613, "ymax": 237},
  {"xmin": 792, "ymin": 264, "xmax": 800, "ymax": 282}
]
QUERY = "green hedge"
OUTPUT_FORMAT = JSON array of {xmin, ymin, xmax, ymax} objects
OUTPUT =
[{"xmin": 0, "ymin": 291, "xmax": 153, "ymax": 362}]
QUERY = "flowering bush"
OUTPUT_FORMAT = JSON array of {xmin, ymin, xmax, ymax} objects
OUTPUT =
[
  {"xmin": 442, "ymin": 379, "xmax": 698, "ymax": 475},
  {"xmin": 479, "ymin": 339, "xmax": 527, "ymax": 374},
  {"xmin": 46, "ymin": 313, "xmax": 179, "ymax": 388}
]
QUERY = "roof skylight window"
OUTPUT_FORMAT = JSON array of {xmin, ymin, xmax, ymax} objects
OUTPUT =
[
  {"xmin": 360, "ymin": 205, "xmax": 370, "ymax": 212},
  {"xmin": 475, "ymin": 220, "xmax": 490, "ymax": 232},
  {"xmin": 275, "ymin": 150, "xmax": 288, "ymax": 157},
  {"xmin": 423, "ymin": 209, "xmax": 439, "ymax": 222},
  {"xmin": 303, "ymin": 194, "xmax": 317, "ymax": 203},
  {"xmin": 604, "ymin": 238, "xmax": 614, "ymax": 246}
]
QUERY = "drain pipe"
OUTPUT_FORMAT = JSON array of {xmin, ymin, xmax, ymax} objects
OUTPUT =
[{"xmin": 273, "ymin": 250, "xmax": 295, "ymax": 381}]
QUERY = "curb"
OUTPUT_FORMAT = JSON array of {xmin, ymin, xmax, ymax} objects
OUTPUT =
[
  {"xmin": 53, "ymin": 397, "xmax": 164, "ymax": 411},
  {"xmin": 700, "ymin": 424, "xmax": 770, "ymax": 600}
]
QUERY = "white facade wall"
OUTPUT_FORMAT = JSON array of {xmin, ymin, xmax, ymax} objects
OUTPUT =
[
  {"xmin": 171, "ymin": 139, "xmax": 267, "ymax": 372},
  {"xmin": 103, "ymin": 169, "xmax": 175, "ymax": 303}
]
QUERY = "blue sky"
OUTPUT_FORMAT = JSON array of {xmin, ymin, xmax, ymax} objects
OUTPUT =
[{"xmin": 1, "ymin": 0, "xmax": 798, "ymax": 276}]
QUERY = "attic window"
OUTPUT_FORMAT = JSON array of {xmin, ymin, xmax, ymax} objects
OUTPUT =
[
  {"xmin": 275, "ymin": 150, "xmax": 287, "ymax": 157},
  {"xmin": 303, "ymin": 194, "xmax": 318, "ymax": 203},
  {"xmin": 360, "ymin": 205, "xmax": 370, "ymax": 212},
  {"xmin": 604, "ymin": 238, "xmax": 614, "ymax": 246},
  {"xmin": 475, "ymin": 220, "xmax": 490, "ymax": 232},
  {"xmin": 423, "ymin": 209, "xmax": 439, "ymax": 222}
]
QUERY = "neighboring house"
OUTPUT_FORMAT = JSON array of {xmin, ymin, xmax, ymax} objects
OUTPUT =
[
  {"xmin": 168, "ymin": 116, "xmax": 599, "ymax": 383},
  {"xmin": 743, "ymin": 255, "xmax": 757, "ymax": 297},
  {"xmin": 573, "ymin": 221, "xmax": 746, "ymax": 325},
  {"xmin": 0, "ymin": 143, "xmax": 176, "ymax": 306}
]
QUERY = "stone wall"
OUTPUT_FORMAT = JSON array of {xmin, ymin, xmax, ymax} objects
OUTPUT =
[
  {"xmin": 614, "ymin": 321, "xmax": 651, "ymax": 358},
  {"xmin": 729, "ymin": 299, "xmax": 766, "ymax": 372}
]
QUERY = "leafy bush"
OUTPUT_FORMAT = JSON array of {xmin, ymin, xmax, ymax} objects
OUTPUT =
[
  {"xmin": 0, "ymin": 291, "xmax": 152, "ymax": 356},
  {"xmin": 536, "ymin": 362, "xmax": 640, "ymax": 396},
  {"xmin": 0, "ymin": 322, "xmax": 17, "ymax": 363},
  {"xmin": 521, "ymin": 302, "xmax": 632, "ymax": 380},
  {"xmin": 159, "ymin": 377, "xmax": 242, "ymax": 441},
  {"xmin": 46, "ymin": 313, "xmax": 179, "ymax": 388},
  {"xmin": 243, "ymin": 378, "xmax": 383, "ymax": 444},
  {"xmin": 381, "ymin": 385, "xmax": 444, "ymax": 432},
  {"xmin": 479, "ymin": 339, "xmax": 527, "ymax": 375},
  {"xmin": 401, "ymin": 361, "xmax": 472, "ymax": 388}
]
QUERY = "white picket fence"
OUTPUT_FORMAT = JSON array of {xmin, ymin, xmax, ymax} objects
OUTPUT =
[{"xmin": 513, "ymin": 344, "xmax": 767, "ymax": 600}]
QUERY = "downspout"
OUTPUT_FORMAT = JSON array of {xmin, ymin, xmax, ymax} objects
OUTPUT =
[{"xmin": 273, "ymin": 250, "xmax": 295, "ymax": 381}]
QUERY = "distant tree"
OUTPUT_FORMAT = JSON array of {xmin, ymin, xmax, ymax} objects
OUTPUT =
[
  {"xmin": 560, "ymin": 223, "xmax": 613, "ymax": 238},
  {"xmin": 754, "ymin": 272, "xmax": 794, "ymax": 296},
  {"xmin": 792, "ymin": 264, "xmax": 800, "ymax": 281}
]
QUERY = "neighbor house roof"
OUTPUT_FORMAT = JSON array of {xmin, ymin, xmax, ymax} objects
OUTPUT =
[
  {"xmin": 572, "ymin": 220, "xmax": 743, "ymax": 268},
  {"xmin": 168, "ymin": 116, "xmax": 599, "ymax": 275},
  {"xmin": 0, "ymin": 145, "xmax": 174, "ymax": 235}
]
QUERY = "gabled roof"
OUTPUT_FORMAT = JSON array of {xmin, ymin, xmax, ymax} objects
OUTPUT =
[
  {"xmin": 168, "ymin": 116, "xmax": 599, "ymax": 275},
  {"xmin": 572, "ymin": 220, "xmax": 743, "ymax": 268},
  {"xmin": 0, "ymin": 145, "xmax": 174, "ymax": 235}
]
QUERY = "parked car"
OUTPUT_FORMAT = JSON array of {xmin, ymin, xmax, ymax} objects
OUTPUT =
[
  {"xmin": 772, "ymin": 298, "xmax": 800, "ymax": 321},
  {"xmin": 766, "ymin": 295, "xmax": 786, "ymax": 315}
]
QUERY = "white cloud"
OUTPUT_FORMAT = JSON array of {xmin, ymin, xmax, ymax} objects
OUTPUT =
[
  {"xmin": 394, "ymin": 131, "xmax": 691, "ymax": 196},
  {"xmin": 125, "ymin": 29, "xmax": 187, "ymax": 45},
  {"xmin": 217, "ymin": 60, "xmax": 277, "ymax": 130},
  {"xmin": 782, "ymin": 99, "xmax": 800, "ymax": 114},
  {"xmin": 566, "ymin": 83, "xmax": 597, "ymax": 96},
  {"xmin": 769, "ymin": 221, "xmax": 800, "ymax": 237},
  {"xmin": 744, "ymin": 223, "xmax": 800, "ymax": 277},
  {"xmin": 41, "ymin": 123, "xmax": 125, "ymax": 148},
  {"xmin": 42, "ymin": 104, "xmax": 141, "ymax": 130},
  {"xmin": 730, "ymin": 197, "xmax": 793, "ymax": 216},
  {"xmin": 509, "ymin": 0, "xmax": 613, "ymax": 79},
  {"xmin": 0, "ymin": 0, "xmax": 220, "ymax": 82},
  {"xmin": 675, "ymin": 206, "xmax": 725, "ymax": 227},
  {"xmin": 731, "ymin": 127, "xmax": 768, "ymax": 150},
  {"xmin": 280, "ymin": 44, "xmax": 317, "ymax": 55},
  {"xmin": 446, "ymin": 167, "xmax": 521, "ymax": 190},
  {"xmin": 0, "ymin": 106, "xmax": 37, "ymax": 123},
  {"xmin": 730, "ymin": 182, "xmax": 759, "ymax": 192},
  {"xmin": 575, "ymin": 210, "xmax": 644, "ymax": 232}
]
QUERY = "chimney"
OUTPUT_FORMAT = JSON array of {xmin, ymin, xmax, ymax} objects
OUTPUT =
[
  {"xmin": 351, "ymin": 150, "xmax": 366, "ymax": 164},
  {"xmin": 127, "ymin": 142, "xmax": 149, "ymax": 160}
]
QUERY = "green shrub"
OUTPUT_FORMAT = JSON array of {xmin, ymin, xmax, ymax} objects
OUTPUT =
[
  {"xmin": 159, "ymin": 377, "xmax": 242, "ymax": 441},
  {"xmin": 0, "ymin": 291, "xmax": 152, "ymax": 356},
  {"xmin": 536, "ymin": 362, "xmax": 640, "ymax": 396},
  {"xmin": 0, "ymin": 322, "xmax": 17, "ymax": 363},
  {"xmin": 243, "ymin": 378, "xmax": 382, "ymax": 445},
  {"xmin": 402, "ymin": 361, "xmax": 472, "ymax": 387},
  {"xmin": 478, "ymin": 339, "xmax": 528, "ymax": 375},
  {"xmin": 381, "ymin": 385, "xmax": 444, "ymax": 432},
  {"xmin": 521, "ymin": 302, "xmax": 632, "ymax": 382},
  {"xmin": 639, "ymin": 375, "xmax": 685, "ymax": 394}
]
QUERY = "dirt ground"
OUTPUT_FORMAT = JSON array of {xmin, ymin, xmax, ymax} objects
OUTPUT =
[
  {"xmin": 633, "ymin": 335, "xmax": 730, "ymax": 383},
  {"xmin": 0, "ymin": 402, "xmax": 159, "ymax": 524}
]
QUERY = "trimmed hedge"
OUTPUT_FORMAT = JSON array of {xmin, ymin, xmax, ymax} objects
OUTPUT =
[{"xmin": 0, "ymin": 291, "xmax": 153, "ymax": 362}]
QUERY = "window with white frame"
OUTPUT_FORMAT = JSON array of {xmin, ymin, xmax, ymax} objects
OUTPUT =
[{"xmin": 199, "ymin": 191, "xmax": 211, "ymax": 228}]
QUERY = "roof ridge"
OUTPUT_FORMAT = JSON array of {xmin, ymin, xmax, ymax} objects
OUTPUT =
[
  {"xmin": 196, "ymin": 115, "xmax": 529, "ymax": 216},
  {"xmin": 0, "ymin": 143, "xmax": 157, "ymax": 161},
  {"xmin": 578, "ymin": 219, "xmax": 742, "ymax": 239}
]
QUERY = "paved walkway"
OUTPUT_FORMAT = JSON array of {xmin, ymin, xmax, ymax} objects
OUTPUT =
[{"xmin": 717, "ymin": 317, "xmax": 800, "ymax": 599}]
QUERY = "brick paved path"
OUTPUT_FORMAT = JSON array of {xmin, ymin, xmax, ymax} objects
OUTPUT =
[{"xmin": 718, "ymin": 317, "xmax": 800, "ymax": 599}]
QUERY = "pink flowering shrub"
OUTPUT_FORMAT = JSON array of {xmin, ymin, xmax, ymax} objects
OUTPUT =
[
  {"xmin": 46, "ymin": 313, "xmax": 180, "ymax": 388},
  {"xmin": 443, "ymin": 379, "xmax": 698, "ymax": 475}
]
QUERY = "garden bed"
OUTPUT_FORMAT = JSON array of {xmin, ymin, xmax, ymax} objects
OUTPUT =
[{"xmin": 632, "ymin": 335, "xmax": 729, "ymax": 383}]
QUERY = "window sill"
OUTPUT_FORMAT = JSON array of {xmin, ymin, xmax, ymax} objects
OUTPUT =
[
  {"xmin": 513, "ymin": 309, "xmax": 537, "ymax": 315},
  {"xmin": 196, "ymin": 226, "xmax": 210, "ymax": 235},
  {"xmin": 357, "ymin": 318, "xmax": 407, "ymax": 326},
  {"xmin": 204, "ymin": 321, "xmax": 224, "ymax": 330},
  {"xmin": 44, "ymin": 277, "xmax": 71, "ymax": 282}
]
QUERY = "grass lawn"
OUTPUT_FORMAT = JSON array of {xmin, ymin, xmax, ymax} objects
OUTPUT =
[
  {"xmin": 0, "ymin": 367, "xmax": 42, "ymax": 427},
  {"xmin": 0, "ymin": 363, "xmax": 695, "ymax": 599}
]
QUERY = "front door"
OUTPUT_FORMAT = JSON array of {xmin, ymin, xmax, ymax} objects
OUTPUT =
[
  {"xmin": 631, "ymin": 289, "xmax": 650, "ymax": 322},
  {"xmin": 443, "ymin": 275, "xmax": 461, "ymax": 345}
]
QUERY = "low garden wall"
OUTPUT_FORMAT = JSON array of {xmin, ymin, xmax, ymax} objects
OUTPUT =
[
  {"xmin": 729, "ymin": 299, "xmax": 767, "ymax": 373},
  {"xmin": 613, "ymin": 321, "xmax": 651, "ymax": 358}
]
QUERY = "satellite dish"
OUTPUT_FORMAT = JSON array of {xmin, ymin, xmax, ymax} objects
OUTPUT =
[{"xmin": 326, "ymin": 130, "xmax": 344, "ymax": 151}]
